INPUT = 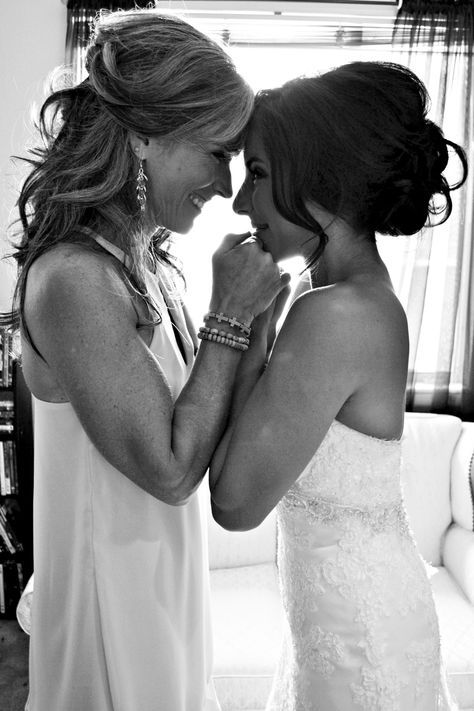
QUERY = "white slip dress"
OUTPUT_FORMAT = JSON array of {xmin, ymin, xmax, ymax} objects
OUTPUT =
[{"xmin": 24, "ymin": 235, "xmax": 220, "ymax": 711}]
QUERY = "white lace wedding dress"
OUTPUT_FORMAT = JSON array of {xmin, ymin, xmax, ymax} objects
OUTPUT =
[{"xmin": 266, "ymin": 419, "xmax": 457, "ymax": 711}]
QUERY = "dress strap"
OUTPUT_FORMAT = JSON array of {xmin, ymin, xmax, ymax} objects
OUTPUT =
[
  {"xmin": 85, "ymin": 231, "xmax": 133, "ymax": 270},
  {"xmin": 85, "ymin": 228, "xmax": 196, "ymax": 365}
]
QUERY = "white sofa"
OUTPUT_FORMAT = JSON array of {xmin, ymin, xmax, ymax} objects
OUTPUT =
[{"xmin": 206, "ymin": 412, "xmax": 474, "ymax": 711}]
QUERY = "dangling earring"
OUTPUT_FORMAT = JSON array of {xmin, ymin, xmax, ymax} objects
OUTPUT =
[{"xmin": 136, "ymin": 158, "xmax": 148, "ymax": 213}]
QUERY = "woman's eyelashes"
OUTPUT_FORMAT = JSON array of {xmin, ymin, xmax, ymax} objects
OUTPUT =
[
  {"xmin": 246, "ymin": 161, "xmax": 267, "ymax": 184},
  {"xmin": 212, "ymin": 150, "xmax": 233, "ymax": 164}
]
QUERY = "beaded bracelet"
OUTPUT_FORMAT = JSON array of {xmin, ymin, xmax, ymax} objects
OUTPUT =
[
  {"xmin": 199, "ymin": 326, "xmax": 250, "ymax": 348},
  {"xmin": 198, "ymin": 330, "xmax": 249, "ymax": 351},
  {"xmin": 204, "ymin": 311, "xmax": 251, "ymax": 337}
]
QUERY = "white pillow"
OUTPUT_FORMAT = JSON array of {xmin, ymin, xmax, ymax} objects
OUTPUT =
[{"xmin": 401, "ymin": 413, "xmax": 462, "ymax": 564}]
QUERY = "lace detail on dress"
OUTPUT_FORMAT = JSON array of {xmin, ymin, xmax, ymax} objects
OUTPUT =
[
  {"xmin": 281, "ymin": 492, "xmax": 411, "ymax": 536},
  {"xmin": 266, "ymin": 420, "xmax": 456, "ymax": 711}
]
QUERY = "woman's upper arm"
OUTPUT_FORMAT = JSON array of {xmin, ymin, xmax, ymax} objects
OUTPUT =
[
  {"xmin": 210, "ymin": 288, "xmax": 367, "ymax": 529},
  {"xmin": 25, "ymin": 248, "xmax": 183, "ymax": 502}
]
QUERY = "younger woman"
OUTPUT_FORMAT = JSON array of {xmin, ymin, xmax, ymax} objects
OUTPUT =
[{"xmin": 210, "ymin": 61, "xmax": 467, "ymax": 710}]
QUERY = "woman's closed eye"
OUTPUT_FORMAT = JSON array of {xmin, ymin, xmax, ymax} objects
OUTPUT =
[
  {"xmin": 212, "ymin": 151, "xmax": 233, "ymax": 165},
  {"xmin": 247, "ymin": 165, "xmax": 267, "ymax": 184},
  {"xmin": 246, "ymin": 159, "xmax": 268, "ymax": 184}
]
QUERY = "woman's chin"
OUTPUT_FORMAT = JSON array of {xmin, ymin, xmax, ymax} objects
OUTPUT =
[
  {"xmin": 259, "ymin": 239, "xmax": 279, "ymax": 261},
  {"xmin": 165, "ymin": 219, "xmax": 195, "ymax": 236}
]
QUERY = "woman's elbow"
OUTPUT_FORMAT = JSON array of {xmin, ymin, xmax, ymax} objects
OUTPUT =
[
  {"xmin": 138, "ymin": 460, "xmax": 198, "ymax": 506},
  {"xmin": 210, "ymin": 499, "xmax": 262, "ymax": 532},
  {"xmin": 153, "ymin": 473, "xmax": 200, "ymax": 506}
]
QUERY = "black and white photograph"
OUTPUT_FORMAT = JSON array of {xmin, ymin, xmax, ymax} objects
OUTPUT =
[{"xmin": 0, "ymin": 1, "xmax": 473, "ymax": 710}]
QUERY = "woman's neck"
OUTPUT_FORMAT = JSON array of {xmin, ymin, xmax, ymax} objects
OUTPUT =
[{"xmin": 312, "ymin": 228, "xmax": 384, "ymax": 287}]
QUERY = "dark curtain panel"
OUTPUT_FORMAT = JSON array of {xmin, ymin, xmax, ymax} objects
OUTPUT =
[
  {"xmin": 65, "ymin": 1, "xmax": 152, "ymax": 82},
  {"xmin": 390, "ymin": 0, "xmax": 474, "ymax": 418}
]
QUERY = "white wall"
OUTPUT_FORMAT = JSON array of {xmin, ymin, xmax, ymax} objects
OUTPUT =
[{"xmin": 0, "ymin": 0, "xmax": 66, "ymax": 310}]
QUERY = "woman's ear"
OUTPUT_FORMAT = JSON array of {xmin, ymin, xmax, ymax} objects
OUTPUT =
[
  {"xmin": 128, "ymin": 132, "xmax": 150, "ymax": 159},
  {"xmin": 306, "ymin": 201, "xmax": 340, "ymax": 235}
]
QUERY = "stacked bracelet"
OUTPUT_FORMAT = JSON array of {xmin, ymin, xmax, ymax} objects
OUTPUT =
[
  {"xmin": 199, "ymin": 326, "xmax": 249, "ymax": 346},
  {"xmin": 198, "ymin": 328, "xmax": 249, "ymax": 351},
  {"xmin": 204, "ymin": 311, "xmax": 251, "ymax": 337},
  {"xmin": 199, "ymin": 311, "xmax": 252, "ymax": 352}
]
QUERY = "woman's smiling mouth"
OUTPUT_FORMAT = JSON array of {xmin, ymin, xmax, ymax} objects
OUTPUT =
[{"xmin": 189, "ymin": 192, "xmax": 205, "ymax": 210}]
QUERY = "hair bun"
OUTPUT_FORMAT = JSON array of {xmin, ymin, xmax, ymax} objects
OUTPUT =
[
  {"xmin": 373, "ymin": 119, "xmax": 464, "ymax": 236},
  {"xmin": 374, "ymin": 178, "xmax": 431, "ymax": 236}
]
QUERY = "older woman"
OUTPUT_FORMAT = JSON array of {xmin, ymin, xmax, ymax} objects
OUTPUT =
[{"xmin": 5, "ymin": 9, "xmax": 287, "ymax": 711}]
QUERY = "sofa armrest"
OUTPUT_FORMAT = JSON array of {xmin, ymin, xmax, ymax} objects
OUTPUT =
[
  {"xmin": 451, "ymin": 422, "xmax": 474, "ymax": 531},
  {"xmin": 443, "ymin": 523, "xmax": 474, "ymax": 605}
]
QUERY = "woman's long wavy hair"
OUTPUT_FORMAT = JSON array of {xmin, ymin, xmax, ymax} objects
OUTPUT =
[{"xmin": 3, "ymin": 8, "xmax": 254, "ymax": 329}]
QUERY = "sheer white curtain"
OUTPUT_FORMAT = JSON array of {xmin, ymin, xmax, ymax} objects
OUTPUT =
[
  {"xmin": 387, "ymin": 0, "xmax": 473, "ymax": 416},
  {"xmin": 66, "ymin": 1, "xmax": 473, "ymax": 416}
]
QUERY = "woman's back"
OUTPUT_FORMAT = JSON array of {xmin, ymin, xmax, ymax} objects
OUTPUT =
[{"xmin": 297, "ymin": 266, "xmax": 409, "ymax": 443}]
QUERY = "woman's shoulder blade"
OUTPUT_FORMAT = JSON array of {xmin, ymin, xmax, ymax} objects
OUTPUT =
[
  {"xmin": 290, "ymin": 280, "xmax": 406, "ymax": 328},
  {"xmin": 280, "ymin": 280, "xmax": 408, "ymax": 363}
]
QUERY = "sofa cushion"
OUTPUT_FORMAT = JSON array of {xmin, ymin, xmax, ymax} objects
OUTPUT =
[
  {"xmin": 206, "ymin": 500, "xmax": 277, "ymax": 570},
  {"xmin": 451, "ymin": 422, "xmax": 474, "ymax": 532},
  {"xmin": 428, "ymin": 565, "xmax": 474, "ymax": 710},
  {"xmin": 443, "ymin": 524, "xmax": 474, "ymax": 607},
  {"xmin": 401, "ymin": 413, "xmax": 462, "ymax": 565},
  {"xmin": 210, "ymin": 563, "xmax": 283, "ymax": 711}
]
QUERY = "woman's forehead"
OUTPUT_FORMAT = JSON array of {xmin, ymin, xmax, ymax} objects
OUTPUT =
[{"xmin": 243, "ymin": 123, "xmax": 266, "ymax": 159}]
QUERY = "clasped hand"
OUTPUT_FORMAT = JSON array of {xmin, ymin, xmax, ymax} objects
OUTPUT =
[{"xmin": 210, "ymin": 232, "xmax": 291, "ymax": 325}]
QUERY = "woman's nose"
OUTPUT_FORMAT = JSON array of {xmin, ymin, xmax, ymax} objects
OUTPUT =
[
  {"xmin": 213, "ymin": 163, "xmax": 233, "ymax": 199},
  {"xmin": 233, "ymin": 181, "xmax": 251, "ymax": 215}
]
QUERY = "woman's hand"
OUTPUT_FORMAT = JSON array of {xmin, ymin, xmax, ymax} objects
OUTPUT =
[
  {"xmin": 210, "ymin": 233, "xmax": 290, "ymax": 323},
  {"xmin": 247, "ymin": 277, "xmax": 292, "ymax": 362},
  {"xmin": 264, "ymin": 278, "xmax": 292, "ymax": 358}
]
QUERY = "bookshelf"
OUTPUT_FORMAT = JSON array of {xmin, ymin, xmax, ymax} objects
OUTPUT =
[{"xmin": 0, "ymin": 330, "xmax": 33, "ymax": 618}]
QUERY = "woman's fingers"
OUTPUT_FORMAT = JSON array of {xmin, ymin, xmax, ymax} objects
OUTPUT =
[{"xmin": 213, "ymin": 232, "xmax": 252, "ymax": 257}]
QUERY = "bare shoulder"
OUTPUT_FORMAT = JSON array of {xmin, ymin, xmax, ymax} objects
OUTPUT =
[
  {"xmin": 28, "ymin": 242, "xmax": 127, "ymax": 295},
  {"xmin": 26, "ymin": 242, "xmax": 133, "ymax": 322},
  {"xmin": 286, "ymin": 279, "xmax": 407, "ymax": 345},
  {"xmin": 24, "ymin": 242, "xmax": 140, "ymax": 371},
  {"xmin": 272, "ymin": 279, "xmax": 408, "ymax": 383}
]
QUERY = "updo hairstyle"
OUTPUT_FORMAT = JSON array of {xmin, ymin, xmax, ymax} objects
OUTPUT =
[
  {"xmin": 9, "ymin": 8, "xmax": 254, "ymax": 329},
  {"xmin": 83, "ymin": 9, "xmax": 253, "ymax": 147},
  {"xmin": 252, "ymin": 61, "xmax": 467, "ymax": 265}
]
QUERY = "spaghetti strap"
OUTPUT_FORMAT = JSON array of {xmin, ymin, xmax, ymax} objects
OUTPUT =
[{"xmin": 87, "ymin": 232, "xmax": 133, "ymax": 270}]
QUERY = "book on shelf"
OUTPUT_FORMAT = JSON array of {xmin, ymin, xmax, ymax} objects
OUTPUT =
[
  {"xmin": 0, "ymin": 441, "xmax": 18, "ymax": 495},
  {"xmin": 0, "ymin": 517, "xmax": 16, "ymax": 554},
  {"xmin": 6, "ymin": 441, "xmax": 17, "ymax": 494},
  {"xmin": 0, "ymin": 564, "xmax": 4, "ymax": 614},
  {"xmin": 0, "ymin": 442, "xmax": 4, "ymax": 496},
  {"xmin": 0, "ymin": 331, "xmax": 12, "ymax": 388},
  {"xmin": 0, "ymin": 396, "xmax": 13, "ymax": 424},
  {"xmin": 0, "ymin": 330, "xmax": 19, "ymax": 388},
  {"xmin": 0, "ymin": 502, "xmax": 23, "ymax": 554},
  {"xmin": 0, "ymin": 560, "xmax": 25, "ymax": 615}
]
